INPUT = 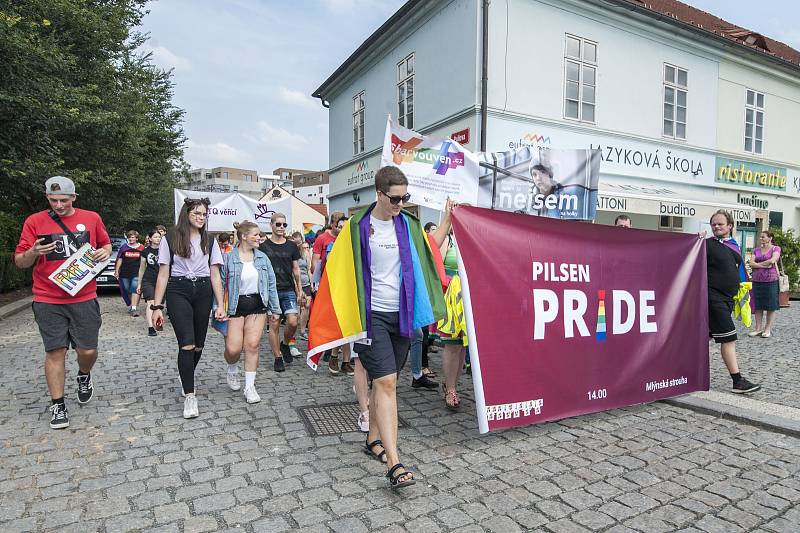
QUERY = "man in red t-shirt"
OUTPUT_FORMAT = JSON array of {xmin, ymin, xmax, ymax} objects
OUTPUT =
[
  {"xmin": 311, "ymin": 211, "xmax": 345, "ymax": 283},
  {"xmin": 14, "ymin": 176, "xmax": 112, "ymax": 430}
]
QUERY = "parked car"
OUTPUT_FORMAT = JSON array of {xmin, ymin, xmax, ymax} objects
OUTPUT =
[{"xmin": 96, "ymin": 236, "xmax": 128, "ymax": 289}]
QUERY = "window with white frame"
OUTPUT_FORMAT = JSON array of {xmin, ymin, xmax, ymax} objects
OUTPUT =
[
  {"xmin": 744, "ymin": 89, "xmax": 764, "ymax": 154},
  {"xmin": 663, "ymin": 64, "xmax": 687, "ymax": 139},
  {"xmin": 352, "ymin": 91, "xmax": 365, "ymax": 155},
  {"xmin": 564, "ymin": 35, "xmax": 597, "ymax": 122},
  {"xmin": 397, "ymin": 53, "xmax": 414, "ymax": 129}
]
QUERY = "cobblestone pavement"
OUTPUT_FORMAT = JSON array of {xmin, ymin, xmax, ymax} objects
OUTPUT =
[
  {"xmin": 709, "ymin": 303, "xmax": 799, "ymax": 409},
  {"xmin": 1, "ymin": 296, "xmax": 799, "ymax": 532}
]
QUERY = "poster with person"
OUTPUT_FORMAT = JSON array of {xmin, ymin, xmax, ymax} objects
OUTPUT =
[
  {"xmin": 477, "ymin": 146, "xmax": 601, "ymax": 220},
  {"xmin": 380, "ymin": 116, "xmax": 479, "ymax": 209}
]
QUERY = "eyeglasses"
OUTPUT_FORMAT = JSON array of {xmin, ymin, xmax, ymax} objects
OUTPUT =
[
  {"xmin": 380, "ymin": 190, "xmax": 411, "ymax": 205},
  {"xmin": 189, "ymin": 211, "xmax": 207, "ymax": 218},
  {"xmin": 273, "ymin": 222, "xmax": 288, "ymax": 228}
]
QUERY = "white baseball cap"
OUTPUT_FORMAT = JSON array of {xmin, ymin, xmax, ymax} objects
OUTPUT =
[{"xmin": 44, "ymin": 176, "xmax": 77, "ymax": 196}]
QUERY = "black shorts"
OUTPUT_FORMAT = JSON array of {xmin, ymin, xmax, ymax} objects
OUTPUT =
[
  {"xmin": 353, "ymin": 311, "xmax": 411, "ymax": 380},
  {"xmin": 32, "ymin": 299, "xmax": 102, "ymax": 352},
  {"xmin": 709, "ymin": 298, "xmax": 737, "ymax": 344},
  {"xmin": 140, "ymin": 280, "xmax": 156, "ymax": 301},
  {"xmin": 230, "ymin": 294, "xmax": 268, "ymax": 318}
]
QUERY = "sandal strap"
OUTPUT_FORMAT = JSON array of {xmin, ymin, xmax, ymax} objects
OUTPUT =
[
  {"xmin": 387, "ymin": 463, "xmax": 406, "ymax": 479},
  {"xmin": 366, "ymin": 438, "xmax": 383, "ymax": 450}
]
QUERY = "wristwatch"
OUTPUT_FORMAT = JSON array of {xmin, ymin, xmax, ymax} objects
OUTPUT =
[{"xmin": 150, "ymin": 304, "xmax": 165, "ymax": 311}]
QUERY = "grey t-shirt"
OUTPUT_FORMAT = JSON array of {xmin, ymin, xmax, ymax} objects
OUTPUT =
[
  {"xmin": 158, "ymin": 233, "xmax": 223, "ymax": 277},
  {"xmin": 298, "ymin": 255, "xmax": 310, "ymax": 287}
]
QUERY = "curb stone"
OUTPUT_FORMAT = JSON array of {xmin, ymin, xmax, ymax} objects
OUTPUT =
[{"xmin": 0, "ymin": 296, "xmax": 32, "ymax": 320}]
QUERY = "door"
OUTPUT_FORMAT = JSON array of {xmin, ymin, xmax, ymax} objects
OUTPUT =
[{"xmin": 737, "ymin": 225, "xmax": 757, "ymax": 261}]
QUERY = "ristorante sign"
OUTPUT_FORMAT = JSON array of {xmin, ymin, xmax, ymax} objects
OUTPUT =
[
  {"xmin": 716, "ymin": 157, "xmax": 787, "ymax": 191},
  {"xmin": 452, "ymin": 207, "xmax": 709, "ymax": 433}
]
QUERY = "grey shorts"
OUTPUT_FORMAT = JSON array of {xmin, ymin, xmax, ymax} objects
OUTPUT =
[
  {"xmin": 32, "ymin": 299, "xmax": 102, "ymax": 352},
  {"xmin": 353, "ymin": 311, "xmax": 411, "ymax": 380}
]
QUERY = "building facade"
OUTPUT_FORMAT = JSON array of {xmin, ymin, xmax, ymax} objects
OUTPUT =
[
  {"xmin": 184, "ymin": 166, "xmax": 265, "ymax": 198},
  {"xmin": 292, "ymin": 171, "xmax": 330, "ymax": 206},
  {"xmin": 313, "ymin": 0, "xmax": 800, "ymax": 256}
]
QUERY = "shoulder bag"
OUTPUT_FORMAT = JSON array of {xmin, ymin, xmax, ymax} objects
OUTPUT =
[{"xmin": 777, "ymin": 256, "xmax": 791, "ymax": 308}]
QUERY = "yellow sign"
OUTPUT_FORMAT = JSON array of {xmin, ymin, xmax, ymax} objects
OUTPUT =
[{"xmin": 716, "ymin": 157, "xmax": 786, "ymax": 191}]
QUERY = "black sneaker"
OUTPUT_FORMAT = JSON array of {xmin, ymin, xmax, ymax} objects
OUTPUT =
[
  {"xmin": 49, "ymin": 403, "xmax": 69, "ymax": 429},
  {"xmin": 732, "ymin": 377, "xmax": 761, "ymax": 394},
  {"xmin": 77, "ymin": 373, "xmax": 94, "ymax": 404},
  {"xmin": 274, "ymin": 357, "xmax": 286, "ymax": 373},
  {"xmin": 412, "ymin": 375, "xmax": 439, "ymax": 389},
  {"xmin": 148, "ymin": 327, "xmax": 157, "ymax": 337},
  {"xmin": 280, "ymin": 342, "xmax": 293, "ymax": 364}
]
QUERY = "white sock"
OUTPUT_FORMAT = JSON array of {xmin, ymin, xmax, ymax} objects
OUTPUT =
[
  {"xmin": 413, "ymin": 371, "xmax": 423, "ymax": 379},
  {"xmin": 131, "ymin": 305, "xmax": 136, "ymax": 311},
  {"xmin": 245, "ymin": 371, "xmax": 256, "ymax": 389},
  {"xmin": 228, "ymin": 364, "xmax": 238, "ymax": 374}
]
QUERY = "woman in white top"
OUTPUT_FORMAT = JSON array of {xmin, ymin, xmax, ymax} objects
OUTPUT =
[{"xmin": 219, "ymin": 221, "xmax": 280, "ymax": 403}]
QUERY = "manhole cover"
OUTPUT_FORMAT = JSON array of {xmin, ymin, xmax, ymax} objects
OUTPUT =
[{"xmin": 297, "ymin": 402, "xmax": 408, "ymax": 436}]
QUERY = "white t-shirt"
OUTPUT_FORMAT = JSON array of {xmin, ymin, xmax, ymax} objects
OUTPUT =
[
  {"xmin": 239, "ymin": 260, "xmax": 258, "ymax": 295},
  {"xmin": 369, "ymin": 215, "xmax": 400, "ymax": 312}
]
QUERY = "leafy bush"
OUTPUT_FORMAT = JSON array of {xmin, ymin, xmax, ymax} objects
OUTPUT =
[{"xmin": 770, "ymin": 226, "xmax": 800, "ymax": 291}]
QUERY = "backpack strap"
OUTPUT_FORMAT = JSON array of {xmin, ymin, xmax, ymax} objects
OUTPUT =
[{"xmin": 48, "ymin": 209, "xmax": 83, "ymax": 250}]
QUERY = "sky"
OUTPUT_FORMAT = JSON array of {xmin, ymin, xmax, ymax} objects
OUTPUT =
[{"xmin": 139, "ymin": 0, "xmax": 800, "ymax": 176}]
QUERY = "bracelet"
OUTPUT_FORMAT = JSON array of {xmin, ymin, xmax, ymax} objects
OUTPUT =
[{"xmin": 150, "ymin": 304, "xmax": 165, "ymax": 311}]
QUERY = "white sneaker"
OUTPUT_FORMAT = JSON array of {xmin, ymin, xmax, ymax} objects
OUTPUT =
[
  {"xmin": 227, "ymin": 370, "xmax": 241, "ymax": 391},
  {"xmin": 357, "ymin": 410, "xmax": 369, "ymax": 432},
  {"xmin": 183, "ymin": 394, "xmax": 199, "ymax": 419},
  {"xmin": 244, "ymin": 385, "xmax": 261, "ymax": 404},
  {"xmin": 289, "ymin": 345, "xmax": 302, "ymax": 357}
]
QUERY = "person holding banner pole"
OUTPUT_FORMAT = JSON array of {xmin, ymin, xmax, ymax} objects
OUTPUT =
[
  {"xmin": 353, "ymin": 167, "xmax": 446, "ymax": 488},
  {"xmin": 14, "ymin": 176, "xmax": 112, "ymax": 429},
  {"xmin": 151, "ymin": 198, "xmax": 226, "ymax": 418},
  {"xmin": 704, "ymin": 210, "xmax": 761, "ymax": 394}
]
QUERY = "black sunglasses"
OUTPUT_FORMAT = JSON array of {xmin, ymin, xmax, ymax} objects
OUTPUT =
[
  {"xmin": 380, "ymin": 190, "xmax": 411, "ymax": 205},
  {"xmin": 273, "ymin": 222, "xmax": 288, "ymax": 228}
]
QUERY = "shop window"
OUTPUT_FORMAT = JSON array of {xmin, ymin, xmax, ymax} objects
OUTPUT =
[
  {"xmin": 397, "ymin": 53, "xmax": 414, "ymax": 129},
  {"xmin": 663, "ymin": 64, "xmax": 687, "ymax": 139},
  {"xmin": 659, "ymin": 216, "xmax": 683, "ymax": 230},
  {"xmin": 564, "ymin": 34, "xmax": 597, "ymax": 123},
  {"xmin": 744, "ymin": 89, "xmax": 764, "ymax": 154},
  {"xmin": 353, "ymin": 91, "xmax": 365, "ymax": 155},
  {"xmin": 768, "ymin": 211, "xmax": 783, "ymax": 229}
]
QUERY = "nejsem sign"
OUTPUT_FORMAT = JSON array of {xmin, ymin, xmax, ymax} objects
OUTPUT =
[{"xmin": 452, "ymin": 207, "xmax": 709, "ymax": 433}]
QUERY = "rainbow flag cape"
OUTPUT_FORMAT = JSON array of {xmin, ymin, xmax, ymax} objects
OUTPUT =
[{"xmin": 306, "ymin": 204, "xmax": 446, "ymax": 369}]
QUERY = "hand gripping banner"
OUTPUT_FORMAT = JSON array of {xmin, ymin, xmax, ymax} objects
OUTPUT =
[{"xmin": 451, "ymin": 206, "xmax": 709, "ymax": 433}]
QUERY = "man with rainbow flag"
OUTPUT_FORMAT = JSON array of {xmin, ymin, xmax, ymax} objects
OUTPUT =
[{"xmin": 307, "ymin": 166, "xmax": 446, "ymax": 488}]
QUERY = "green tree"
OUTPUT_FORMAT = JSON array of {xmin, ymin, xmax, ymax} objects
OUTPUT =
[
  {"xmin": 770, "ymin": 226, "xmax": 799, "ymax": 291},
  {"xmin": 0, "ymin": 0, "xmax": 185, "ymax": 234}
]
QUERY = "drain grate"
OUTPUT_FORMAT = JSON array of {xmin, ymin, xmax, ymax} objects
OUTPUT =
[{"xmin": 297, "ymin": 402, "xmax": 408, "ymax": 436}]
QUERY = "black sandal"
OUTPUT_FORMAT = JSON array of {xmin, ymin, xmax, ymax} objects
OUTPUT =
[
  {"xmin": 387, "ymin": 463, "xmax": 416, "ymax": 489},
  {"xmin": 364, "ymin": 438, "xmax": 387, "ymax": 463}
]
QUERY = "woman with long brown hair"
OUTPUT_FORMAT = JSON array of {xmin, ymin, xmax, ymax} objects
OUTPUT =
[
  {"xmin": 220, "ymin": 221, "xmax": 280, "ymax": 403},
  {"xmin": 150, "ymin": 198, "xmax": 225, "ymax": 419}
]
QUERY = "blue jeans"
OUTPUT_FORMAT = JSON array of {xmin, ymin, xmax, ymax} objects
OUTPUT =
[
  {"xmin": 409, "ymin": 327, "xmax": 424, "ymax": 378},
  {"xmin": 277, "ymin": 290, "xmax": 299, "ymax": 315},
  {"xmin": 119, "ymin": 276, "xmax": 139, "ymax": 307}
]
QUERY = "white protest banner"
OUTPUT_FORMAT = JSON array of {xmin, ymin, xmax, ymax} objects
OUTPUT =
[
  {"xmin": 380, "ymin": 116, "xmax": 479, "ymax": 209},
  {"xmin": 48, "ymin": 243, "xmax": 111, "ymax": 296},
  {"xmin": 174, "ymin": 189, "xmax": 292, "ymax": 232}
]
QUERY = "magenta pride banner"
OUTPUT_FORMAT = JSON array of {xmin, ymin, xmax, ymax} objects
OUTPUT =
[{"xmin": 451, "ymin": 207, "xmax": 709, "ymax": 433}]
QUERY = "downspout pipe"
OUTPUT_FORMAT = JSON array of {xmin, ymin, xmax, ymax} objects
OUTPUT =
[{"xmin": 480, "ymin": 0, "xmax": 489, "ymax": 152}]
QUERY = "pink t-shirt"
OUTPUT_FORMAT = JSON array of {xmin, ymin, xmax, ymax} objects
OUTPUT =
[{"xmin": 752, "ymin": 245, "xmax": 781, "ymax": 283}]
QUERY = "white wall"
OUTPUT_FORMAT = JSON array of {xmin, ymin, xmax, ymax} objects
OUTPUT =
[
  {"xmin": 717, "ymin": 61, "xmax": 800, "ymax": 166},
  {"xmin": 489, "ymin": 0, "xmax": 718, "ymax": 149},
  {"xmin": 325, "ymin": 0, "xmax": 480, "ymax": 170}
]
